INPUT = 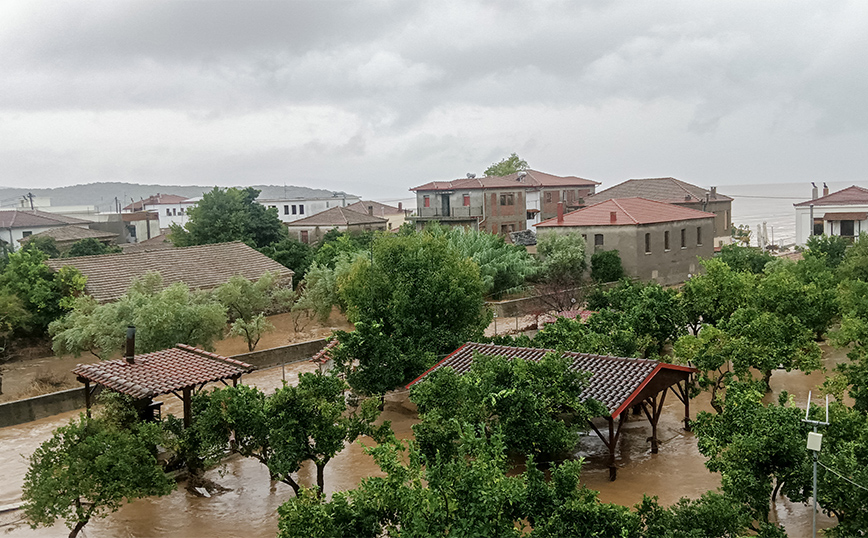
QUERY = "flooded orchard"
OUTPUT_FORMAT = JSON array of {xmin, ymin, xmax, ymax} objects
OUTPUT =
[{"xmin": 0, "ymin": 341, "xmax": 847, "ymax": 537}]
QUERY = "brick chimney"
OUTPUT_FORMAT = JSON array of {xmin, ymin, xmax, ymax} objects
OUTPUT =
[
  {"xmin": 610, "ymin": 211, "xmax": 617, "ymax": 223},
  {"xmin": 398, "ymin": 202, "xmax": 402, "ymax": 212},
  {"xmin": 812, "ymin": 182, "xmax": 818, "ymax": 200},
  {"xmin": 557, "ymin": 202, "xmax": 564, "ymax": 224},
  {"xmin": 125, "ymin": 326, "xmax": 136, "ymax": 364}
]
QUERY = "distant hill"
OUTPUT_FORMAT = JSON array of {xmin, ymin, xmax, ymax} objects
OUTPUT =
[{"xmin": 0, "ymin": 182, "xmax": 356, "ymax": 212}]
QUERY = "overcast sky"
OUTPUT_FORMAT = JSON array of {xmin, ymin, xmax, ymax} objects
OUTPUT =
[{"xmin": 1, "ymin": 1, "xmax": 867, "ymax": 202}]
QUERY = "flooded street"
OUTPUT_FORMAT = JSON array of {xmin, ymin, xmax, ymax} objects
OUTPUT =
[{"xmin": 0, "ymin": 341, "xmax": 849, "ymax": 537}]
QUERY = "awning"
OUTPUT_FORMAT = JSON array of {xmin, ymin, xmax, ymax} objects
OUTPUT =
[
  {"xmin": 823, "ymin": 212, "xmax": 867, "ymax": 221},
  {"xmin": 526, "ymin": 208, "xmax": 540, "ymax": 214}
]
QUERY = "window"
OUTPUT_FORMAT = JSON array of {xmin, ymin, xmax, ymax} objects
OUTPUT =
[
  {"xmin": 326, "ymin": 202, "xmax": 329, "ymax": 208},
  {"xmin": 680, "ymin": 228, "xmax": 686, "ymax": 248},
  {"xmin": 179, "ymin": 208, "xmax": 185, "ymax": 214},
  {"xmin": 22, "ymin": 231, "xmax": 32, "ymax": 237},
  {"xmin": 292, "ymin": 205, "xmax": 297, "ymax": 215},
  {"xmin": 172, "ymin": 208, "xmax": 177, "ymax": 216},
  {"xmin": 582, "ymin": 234, "xmax": 587, "ymax": 243},
  {"xmin": 813, "ymin": 219, "xmax": 824, "ymax": 235},
  {"xmin": 424, "ymin": 196, "xmax": 430, "ymax": 208},
  {"xmin": 284, "ymin": 205, "xmax": 290, "ymax": 215},
  {"xmin": 664, "ymin": 231, "xmax": 670, "ymax": 251},
  {"xmin": 463, "ymin": 194, "xmax": 470, "ymax": 207},
  {"xmin": 299, "ymin": 205, "xmax": 304, "ymax": 215},
  {"xmin": 645, "ymin": 233, "xmax": 651, "ymax": 253},
  {"xmin": 166, "ymin": 209, "xmax": 171, "ymax": 216},
  {"xmin": 841, "ymin": 220, "xmax": 855, "ymax": 237},
  {"xmin": 501, "ymin": 223, "xmax": 516, "ymax": 234},
  {"xmin": 499, "ymin": 193, "xmax": 514, "ymax": 206},
  {"xmin": 526, "ymin": 211, "xmax": 535, "ymax": 220},
  {"xmin": 696, "ymin": 227, "xmax": 703, "ymax": 246},
  {"xmin": 545, "ymin": 192, "xmax": 553, "ymax": 204},
  {"xmin": 300, "ymin": 230, "xmax": 309, "ymax": 244},
  {"xmin": 594, "ymin": 234, "xmax": 604, "ymax": 251}
]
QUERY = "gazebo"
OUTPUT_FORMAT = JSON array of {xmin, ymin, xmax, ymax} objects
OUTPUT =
[
  {"xmin": 74, "ymin": 341, "xmax": 253, "ymax": 427},
  {"xmin": 406, "ymin": 342, "xmax": 696, "ymax": 480}
]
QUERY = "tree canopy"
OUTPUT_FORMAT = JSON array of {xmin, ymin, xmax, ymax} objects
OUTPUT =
[
  {"xmin": 169, "ymin": 186, "xmax": 285, "ymax": 248},
  {"xmin": 483, "ymin": 152, "xmax": 529, "ymax": 177}
]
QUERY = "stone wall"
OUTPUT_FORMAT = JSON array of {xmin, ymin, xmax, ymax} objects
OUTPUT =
[{"xmin": 0, "ymin": 338, "xmax": 331, "ymax": 428}]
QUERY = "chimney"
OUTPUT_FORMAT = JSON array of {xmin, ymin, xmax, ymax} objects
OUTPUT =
[
  {"xmin": 125, "ymin": 326, "xmax": 136, "ymax": 364},
  {"xmin": 710, "ymin": 186, "xmax": 717, "ymax": 199},
  {"xmin": 557, "ymin": 202, "xmax": 564, "ymax": 224},
  {"xmin": 812, "ymin": 182, "xmax": 818, "ymax": 200},
  {"xmin": 610, "ymin": 211, "xmax": 617, "ymax": 223},
  {"xmin": 368, "ymin": 205, "xmax": 374, "ymax": 216},
  {"xmin": 823, "ymin": 183, "xmax": 829, "ymax": 196},
  {"xmin": 398, "ymin": 202, "xmax": 402, "ymax": 212}
]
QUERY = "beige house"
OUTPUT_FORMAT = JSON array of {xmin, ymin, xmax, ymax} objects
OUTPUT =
[
  {"xmin": 285, "ymin": 206, "xmax": 387, "ymax": 244},
  {"xmin": 344, "ymin": 200, "xmax": 409, "ymax": 231},
  {"xmin": 535, "ymin": 198, "xmax": 715, "ymax": 285}
]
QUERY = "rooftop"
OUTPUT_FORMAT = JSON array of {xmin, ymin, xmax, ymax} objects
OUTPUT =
[
  {"xmin": 344, "ymin": 200, "xmax": 404, "ymax": 218},
  {"xmin": 0, "ymin": 209, "xmax": 91, "ymax": 229},
  {"xmin": 406, "ymin": 342, "xmax": 694, "ymax": 417},
  {"xmin": 123, "ymin": 193, "xmax": 190, "ymax": 212},
  {"xmin": 73, "ymin": 344, "xmax": 252, "ymax": 399},
  {"xmin": 587, "ymin": 177, "xmax": 732, "ymax": 204},
  {"xmin": 411, "ymin": 169, "xmax": 599, "ymax": 192},
  {"xmin": 46, "ymin": 241, "xmax": 293, "ymax": 303},
  {"xmin": 794, "ymin": 185, "xmax": 868, "ymax": 207},
  {"xmin": 19, "ymin": 225, "xmax": 117, "ymax": 245},
  {"xmin": 536, "ymin": 197, "xmax": 716, "ymax": 228},
  {"xmin": 285, "ymin": 206, "xmax": 387, "ymax": 227}
]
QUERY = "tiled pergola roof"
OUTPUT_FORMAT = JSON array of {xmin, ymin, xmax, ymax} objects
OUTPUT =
[
  {"xmin": 406, "ymin": 342, "xmax": 693, "ymax": 418},
  {"xmin": 74, "ymin": 344, "xmax": 252, "ymax": 399}
]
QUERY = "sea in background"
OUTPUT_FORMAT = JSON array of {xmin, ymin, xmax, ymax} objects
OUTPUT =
[{"xmin": 725, "ymin": 180, "xmax": 866, "ymax": 249}]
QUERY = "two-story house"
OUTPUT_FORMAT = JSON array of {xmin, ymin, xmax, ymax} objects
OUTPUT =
[
  {"xmin": 410, "ymin": 170, "xmax": 600, "ymax": 235},
  {"xmin": 794, "ymin": 184, "xmax": 868, "ymax": 245}
]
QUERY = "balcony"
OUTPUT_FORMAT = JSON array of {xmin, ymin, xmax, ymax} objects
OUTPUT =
[{"xmin": 413, "ymin": 206, "xmax": 484, "ymax": 220}]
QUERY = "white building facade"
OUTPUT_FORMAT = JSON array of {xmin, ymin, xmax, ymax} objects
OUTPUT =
[
  {"xmin": 258, "ymin": 195, "xmax": 361, "ymax": 224},
  {"xmin": 794, "ymin": 185, "xmax": 868, "ymax": 246}
]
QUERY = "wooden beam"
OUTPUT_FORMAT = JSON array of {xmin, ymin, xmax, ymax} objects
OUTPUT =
[
  {"xmin": 608, "ymin": 416, "xmax": 616, "ymax": 481},
  {"xmin": 83, "ymin": 379, "xmax": 92, "ymax": 419}
]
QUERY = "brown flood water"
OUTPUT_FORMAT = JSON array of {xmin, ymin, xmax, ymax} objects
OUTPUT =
[{"xmin": 0, "ymin": 341, "xmax": 848, "ymax": 537}]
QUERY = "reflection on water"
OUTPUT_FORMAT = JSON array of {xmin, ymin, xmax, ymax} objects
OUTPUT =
[{"xmin": 0, "ymin": 344, "xmax": 850, "ymax": 537}]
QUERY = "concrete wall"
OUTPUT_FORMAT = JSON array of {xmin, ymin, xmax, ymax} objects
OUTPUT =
[{"xmin": 0, "ymin": 338, "xmax": 331, "ymax": 428}]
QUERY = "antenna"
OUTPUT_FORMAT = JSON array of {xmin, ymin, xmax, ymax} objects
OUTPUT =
[{"xmin": 803, "ymin": 390, "xmax": 830, "ymax": 538}]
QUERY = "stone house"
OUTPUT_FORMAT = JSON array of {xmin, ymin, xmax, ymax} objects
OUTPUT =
[{"xmin": 535, "ymin": 198, "xmax": 715, "ymax": 285}]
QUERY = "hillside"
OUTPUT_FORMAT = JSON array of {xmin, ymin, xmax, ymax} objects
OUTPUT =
[{"xmin": 0, "ymin": 182, "xmax": 356, "ymax": 212}]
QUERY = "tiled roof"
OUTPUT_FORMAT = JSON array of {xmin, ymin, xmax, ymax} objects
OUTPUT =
[
  {"xmin": 406, "ymin": 342, "xmax": 694, "ymax": 417},
  {"xmin": 411, "ymin": 170, "xmax": 599, "ymax": 192},
  {"xmin": 73, "ymin": 344, "xmax": 253, "ymax": 399},
  {"xmin": 120, "ymin": 234, "xmax": 175, "ymax": 253},
  {"xmin": 536, "ymin": 198, "xmax": 715, "ymax": 228},
  {"xmin": 794, "ymin": 185, "xmax": 868, "ymax": 207},
  {"xmin": 587, "ymin": 177, "xmax": 732, "ymax": 204},
  {"xmin": 310, "ymin": 339, "xmax": 338, "ymax": 365},
  {"xmin": 285, "ymin": 206, "xmax": 387, "ymax": 227},
  {"xmin": 344, "ymin": 200, "xmax": 403, "ymax": 218},
  {"xmin": 19, "ymin": 225, "xmax": 117, "ymax": 245},
  {"xmin": 0, "ymin": 209, "xmax": 91, "ymax": 229},
  {"xmin": 46, "ymin": 241, "xmax": 293, "ymax": 303},
  {"xmin": 823, "ymin": 212, "xmax": 868, "ymax": 221},
  {"xmin": 123, "ymin": 194, "xmax": 189, "ymax": 211}
]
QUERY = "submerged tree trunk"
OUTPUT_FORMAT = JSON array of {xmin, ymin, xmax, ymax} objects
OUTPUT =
[
  {"xmin": 762, "ymin": 369, "xmax": 773, "ymax": 392},
  {"xmin": 281, "ymin": 475, "xmax": 301, "ymax": 497},
  {"xmin": 315, "ymin": 460, "xmax": 328, "ymax": 498},
  {"xmin": 69, "ymin": 519, "xmax": 88, "ymax": 538}
]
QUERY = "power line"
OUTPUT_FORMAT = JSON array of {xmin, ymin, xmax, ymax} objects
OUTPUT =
[{"xmin": 818, "ymin": 460, "xmax": 868, "ymax": 493}]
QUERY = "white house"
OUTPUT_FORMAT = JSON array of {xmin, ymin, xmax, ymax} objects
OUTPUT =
[
  {"xmin": 1, "ymin": 210, "xmax": 92, "ymax": 252},
  {"xmin": 258, "ymin": 194, "xmax": 361, "ymax": 224},
  {"xmin": 794, "ymin": 185, "xmax": 868, "ymax": 245}
]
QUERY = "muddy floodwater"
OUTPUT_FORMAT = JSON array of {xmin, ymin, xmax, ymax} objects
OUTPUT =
[{"xmin": 0, "ymin": 341, "xmax": 847, "ymax": 537}]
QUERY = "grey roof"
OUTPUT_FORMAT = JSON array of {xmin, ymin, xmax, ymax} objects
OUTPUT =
[
  {"xmin": 47, "ymin": 241, "xmax": 293, "ymax": 303},
  {"xmin": 19, "ymin": 225, "xmax": 117, "ymax": 245},
  {"xmin": 587, "ymin": 178, "xmax": 732, "ymax": 205},
  {"xmin": 406, "ymin": 342, "xmax": 694, "ymax": 417},
  {"xmin": 344, "ymin": 200, "xmax": 403, "ymax": 218},
  {"xmin": 0, "ymin": 209, "xmax": 91, "ymax": 229},
  {"xmin": 285, "ymin": 206, "xmax": 387, "ymax": 227}
]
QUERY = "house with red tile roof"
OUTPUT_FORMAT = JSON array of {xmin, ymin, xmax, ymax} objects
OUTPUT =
[
  {"xmin": 284, "ymin": 206, "xmax": 387, "ymax": 244},
  {"xmin": 794, "ymin": 184, "xmax": 868, "ymax": 245},
  {"xmin": 535, "ymin": 198, "xmax": 715, "ymax": 285},
  {"xmin": 344, "ymin": 200, "xmax": 408, "ymax": 231},
  {"xmin": 1, "ymin": 209, "xmax": 92, "ymax": 252},
  {"xmin": 410, "ymin": 170, "xmax": 599, "ymax": 236},
  {"xmin": 586, "ymin": 178, "xmax": 732, "ymax": 247}
]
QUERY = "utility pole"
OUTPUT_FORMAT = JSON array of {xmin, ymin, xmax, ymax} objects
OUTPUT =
[
  {"xmin": 25, "ymin": 192, "xmax": 34, "ymax": 210},
  {"xmin": 803, "ymin": 391, "xmax": 830, "ymax": 538}
]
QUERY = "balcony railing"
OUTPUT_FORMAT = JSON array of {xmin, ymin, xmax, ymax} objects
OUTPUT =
[{"xmin": 414, "ymin": 206, "xmax": 484, "ymax": 219}]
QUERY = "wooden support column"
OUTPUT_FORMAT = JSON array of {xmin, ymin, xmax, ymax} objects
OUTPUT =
[
  {"xmin": 607, "ymin": 416, "xmax": 616, "ymax": 480},
  {"xmin": 669, "ymin": 381, "xmax": 692, "ymax": 431},
  {"xmin": 640, "ymin": 390, "xmax": 668, "ymax": 454},
  {"xmin": 82, "ymin": 379, "xmax": 92, "ymax": 419},
  {"xmin": 182, "ymin": 386, "xmax": 192, "ymax": 428}
]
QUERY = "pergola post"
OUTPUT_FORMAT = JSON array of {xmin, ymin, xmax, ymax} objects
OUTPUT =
[
  {"xmin": 83, "ymin": 378, "xmax": 92, "ymax": 419},
  {"xmin": 608, "ymin": 416, "xmax": 616, "ymax": 480},
  {"xmin": 182, "ymin": 386, "xmax": 192, "ymax": 428},
  {"xmin": 669, "ymin": 381, "xmax": 692, "ymax": 431},
  {"xmin": 640, "ymin": 391, "xmax": 667, "ymax": 454}
]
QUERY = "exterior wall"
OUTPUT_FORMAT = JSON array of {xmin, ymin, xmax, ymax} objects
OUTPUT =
[
  {"xmin": 287, "ymin": 221, "xmax": 388, "ymax": 244},
  {"xmin": 259, "ymin": 196, "xmax": 362, "ymax": 224},
  {"xmin": 525, "ymin": 190, "xmax": 541, "ymax": 229},
  {"xmin": 540, "ymin": 218, "xmax": 713, "ymax": 285},
  {"xmin": 150, "ymin": 200, "xmax": 198, "ymax": 229},
  {"xmin": 677, "ymin": 200, "xmax": 731, "ymax": 247},
  {"xmin": 482, "ymin": 189, "xmax": 527, "ymax": 235},
  {"xmin": 795, "ymin": 204, "xmax": 868, "ymax": 245},
  {"xmin": 6, "ymin": 225, "xmax": 68, "ymax": 252},
  {"xmin": 539, "ymin": 186, "xmax": 596, "ymax": 220}
]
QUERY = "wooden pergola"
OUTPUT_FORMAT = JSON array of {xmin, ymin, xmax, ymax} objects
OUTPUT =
[
  {"xmin": 406, "ymin": 342, "xmax": 696, "ymax": 480},
  {"xmin": 74, "ymin": 344, "xmax": 253, "ymax": 427}
]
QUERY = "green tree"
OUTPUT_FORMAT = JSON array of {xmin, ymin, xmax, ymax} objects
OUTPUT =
[
  {"xmin": 484, "ymin": 152, "xmax": 529, "ymax": 177},
  {"xmin": 535, "ymin": 231, "xmax": 587, "ymax": 311},
  {"xmin": 636, "ymin": 492, "xmax": 786, "ymax": 538},
  {"xmin": 65, "ymin": 238, "xmax": 121, "ymax": 257},
  {"xmin": 21, "ymin": 414, "xmax": 174, "ymax": 538},
  {"xmin": 50, "ymin": 272, "xmax": 227, "ymax": 359},
  {"xmin": 838, "ymin": 232, "xmax": 868, "ymax": 281},
  {"xmin": 410, "ymin": 353, "xmax": 605, "ymax": 460},
  {"xmin": 590, "ymin": 249, "xmax": 624, "ymax": 283},
  {"xmin": 717, "ymin": 244, "xmax": 774, "ymax": 274},
  {"xmin": 339, "ymin": 232, "xmax": 490, "ymax": 358},
  {"xmin": 0, "ymin": 289, "xmax": 30, "ymax": 357},
  {"xmin": 0, "ymin": 249, "xmax": 86, "ymax": 333},
  {"xmin": 756, "ymin": 259, "xmax": 839, "ymax": 338},
  {"xmin": 196, "ymin": 373, "xmax": 390, "ymax": 496},
  {"xmin": 22, "ymin": 236, "xmax": 60, "ymax": 258},
  {"xmin": 261, "ymin": 237, "xmax": 314, "ymax": 282},
  {"xmin": 169, "ymin": 187, "xmax": 285, "ymax": 248},
  {"xmin": 214, "ymin": 272, "xmax": 294, "ymax": 351},
  {"xmin": 680, "ymin": 258, "xmax": 756, "ymax": 328},
  {"xmin": 530, "ymin": 314, "xmax": 646, "ymax": 358},
  {"xmin": 805, "ymin": 234, "xmax": 849, "ymax": 269}
]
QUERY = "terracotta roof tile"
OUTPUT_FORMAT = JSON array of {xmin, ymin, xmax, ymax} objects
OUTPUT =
[
  {"xmin": 587, "ymin": 177, "xmax": 732, "ymax": 204},
  {"xmin": 536, "ymin": 197, "xmax": 715, "ymax": 227},
  {"xmin": 406, "ymin": 342, "xmax": 694, "ymax": 417},
  {"xmin": 823, "ymin": 212, "xmax": 868, "ymax": 221},
  {"xmin": 123, "ymin": 194, "xmax": 190, "ymax": 211},
  {"xmin": 794, "ymin": 185, "xmax": 868, "ymax": 207},
  {"xmin": 73, "ymin": 344, "xmax": 253, "ymax": 399},
  {"xmin": 19, "ymin": 225, "xmax": 117, "ymax": 245},
  {"xmin": 46, "ymin": 241, "xmax": 293, "ymax": 303},
  {"xmin": 411, "ymin": 170, "xmax": 599, "ymax": 192},
  {"xmin": 285, "ymin": 206, "xmax": 387, "ymax": 227},
  {"xmin": 310, "ymin": 339, "xmax": 338, "ymax": 365},
  {"xmin": 344, "ymin": 200, "xmax": 403, "ymax": 218},
  {"xmin": 0, "ymin": 209, "xmax": 91, "ymax": 229}
]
